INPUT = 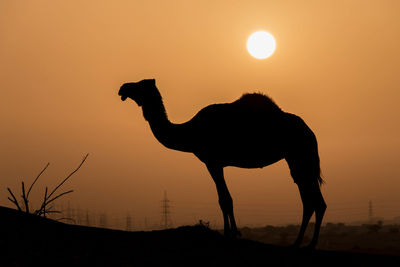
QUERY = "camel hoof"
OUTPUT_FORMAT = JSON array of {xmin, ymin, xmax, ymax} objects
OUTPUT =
[
  {"xmin": 223, "ymin": 229, "xmax": 230, "ymax": 237},
  {"xmin": 302, "ymin": 244, "xmax": 316, "ymax": 251},
  {"xmin": 223, "ymin": 229, "xmax": 241, "ymax": 239},
  {"xmin": 289, "ymin": 241, "xmax": 301, "ymax": 249},
  {"xmin": 231, "ymin": 229, "xmax": 242, "ymax": 238},
  {"xmin": 288, "ymin": 244, "xmax": 300, "ymax": 250}
]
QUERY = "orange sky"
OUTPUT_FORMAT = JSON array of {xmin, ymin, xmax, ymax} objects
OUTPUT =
[{"xmin": 1, "ymin": 0, "xmax": 400, "ymax": 228}]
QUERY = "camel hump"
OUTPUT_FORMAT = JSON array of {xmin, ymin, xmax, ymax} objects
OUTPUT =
[{"xmin": 234, "ymin": 93, "xmax": 282, "ymax": 112}]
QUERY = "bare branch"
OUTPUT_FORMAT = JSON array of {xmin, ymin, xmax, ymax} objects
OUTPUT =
[
  {"xmin": 8, "ymin": 154, "xmax": 87, "ymax": 217},
  {"xmin": 43, "ymin": 187, "xmax": 48, "ymax": 217},
  {"xmin": 46, "ymin": 204, "xmax": 54, "ymax": 212},
  {"xmin": 36, "ymin": 189, "xmax": 73, "ymax": 216},
  {"xmin": 7, "ymin": 197, "xmax": 19, "ymax": 208},
  {"xmin": 27, "ymin": 162, "xmax": 50, "ymax": 198},
  {"xmin": 44, "ymin": 210, "xmax": 62, "ymax": 214},
  {"xmin": 21, "ymin": 182, "xmax": 29, "ymax": 213},
  {"xmin": 35, "ymin": 187, "xmax": 48, "ymax": 216},
  {"xmin": 46, "ymin": 190, "xmax": 74, "ymax": 206},
  {"xmin": 7, "ymin": 188, "xmax": 22, "ymax": 211},
  {"xmin": 47, "ymin": 154, "xmax": 88, "ymax": 200}
]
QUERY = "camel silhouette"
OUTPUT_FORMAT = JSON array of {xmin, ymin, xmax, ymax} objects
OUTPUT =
[{"xmin": 118, "ymin": 79, "xmax": 326, "ymax": 248}]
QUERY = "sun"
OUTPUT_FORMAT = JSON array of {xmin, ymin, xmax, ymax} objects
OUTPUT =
[{"xmin": 247, "ymin": 31, "xmax": 276, "ymax": 59}]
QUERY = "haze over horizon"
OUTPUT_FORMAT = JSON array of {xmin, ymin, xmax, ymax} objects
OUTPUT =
[{"xmin": 1, "ymin": 1, "xmax": 399, "ymax": 228}]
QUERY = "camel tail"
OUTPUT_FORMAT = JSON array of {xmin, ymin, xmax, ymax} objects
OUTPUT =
[
  {"xmin": 316, "ymin": 149, "xmax": 325, "ymax": 187},
  {"xmin": 317, "ymin": 171, "xmax": 325, "ymax": 187},
  {"xmin": 313, "ymin": 132, "xmax": 324, "ymax": 187}
]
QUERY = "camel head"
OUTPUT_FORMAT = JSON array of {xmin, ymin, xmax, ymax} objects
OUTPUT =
[{"xmin": 119, "ymin": 79, "xmax": 156, "ymax": 106}]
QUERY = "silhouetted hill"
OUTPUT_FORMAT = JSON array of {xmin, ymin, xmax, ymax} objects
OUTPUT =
[{"xmin": 0, "ymin": 206, "xmax": 398, "ymax": 266}]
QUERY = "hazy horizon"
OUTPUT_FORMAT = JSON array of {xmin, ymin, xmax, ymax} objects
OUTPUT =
[{"xmin": 1, "ymin": 0, "xmax": 400, "ymax": 228}]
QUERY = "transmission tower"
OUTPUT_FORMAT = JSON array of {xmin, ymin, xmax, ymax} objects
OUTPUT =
[
  {"xmin": 99, "ymin": 212, "xmax": 108, "ymax": 228},
  {"xmin": 126, "ymin": 213, "xmax": 133, "ymax": 231},
  {"xmin": 84, "ymin": 209, "xmax": 91, "ymax": 226},
  {"xmin": 369, "ymin": 200, "xmax": 373, "ymax": 222},
  {"xmin": 161, "ymin": 191, "xmax": 172, "ymax": 229}
]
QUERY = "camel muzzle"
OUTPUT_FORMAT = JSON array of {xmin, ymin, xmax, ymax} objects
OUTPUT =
[{"xmin": 118, "ymin": 87, "xmax": 128, "ymax": 101}]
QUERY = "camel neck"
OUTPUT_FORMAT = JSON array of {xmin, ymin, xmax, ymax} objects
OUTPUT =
[{"xmin": 142, "ymin": 96, "xmax": 192, "ymax": 153}]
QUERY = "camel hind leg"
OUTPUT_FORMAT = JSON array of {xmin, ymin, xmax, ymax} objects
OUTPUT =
[
  {"xmin": 286, "ymin": 148, "xmax": 326, "ymax": 248},
  {"xmin": 292, "ymin": 181, "xmax": 315, "ymax": 247},
  {"xmin": 307, "ymin": 182, "xmax": 326, "ymax": 248},
  {"xmin": 293, "ymin": 179, "xmax": 326, "ymax": 248}
]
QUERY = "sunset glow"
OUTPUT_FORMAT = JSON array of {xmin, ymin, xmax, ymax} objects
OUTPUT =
[{"xmin": 1, "ymin": 1, "xmax": 400, "ymax": 230}]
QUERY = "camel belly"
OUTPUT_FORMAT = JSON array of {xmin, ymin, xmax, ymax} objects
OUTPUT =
[
  {"xmin": 223, "ymin": 155, "xmax": 284, "ymax": 168},
  {"xmin": 194, "ymin": 142, "xmax": 286, "ymax": 168}
]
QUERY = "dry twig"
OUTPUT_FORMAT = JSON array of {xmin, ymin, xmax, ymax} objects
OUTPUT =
[
  {"xmin": 27, "ymin": 162, "xmax": 50, "ymax": 198},
  {"xmin": 35, "ymin": 154, "xmax": 88, "ymax": 216},
  {"xmin": 21, "ymin": 182, "xmax": 29, "ymax": 213},
  {"xmin": 6, "ymin": 154, "xmax": 88, "ymax": 219},
  {"xmin": 47, "ymin": 154, "xmax": 88, "ymax": 200},
  {"xmin": 7, "ymin": 188, "xmax": 21, "ymax": 211}
]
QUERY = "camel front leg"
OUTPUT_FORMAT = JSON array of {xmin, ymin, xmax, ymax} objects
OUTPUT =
[{"xmin": 206, "ymin": 164, "xmax": 240, "ymax": 238}]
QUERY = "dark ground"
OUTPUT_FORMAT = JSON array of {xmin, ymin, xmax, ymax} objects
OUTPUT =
[
  {"xmin": 240, "ymin": 222, "xmax": 400, "ymax": 256},
  {"xmin": 0, "ymin": 206, "xmax": 399, "ymax": 266}
]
